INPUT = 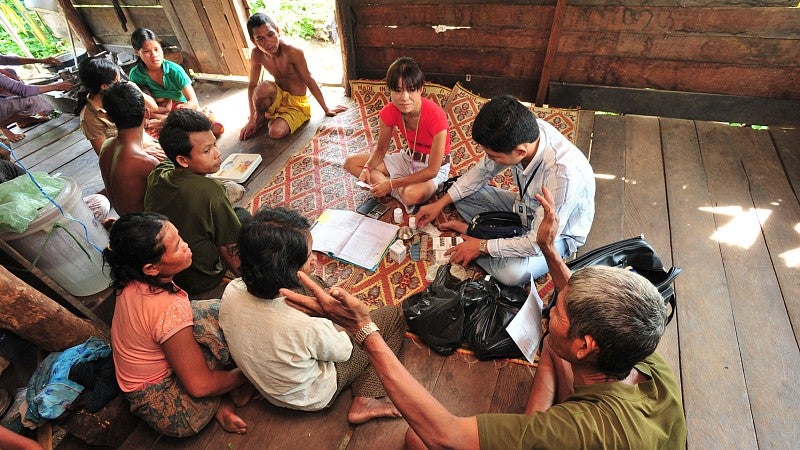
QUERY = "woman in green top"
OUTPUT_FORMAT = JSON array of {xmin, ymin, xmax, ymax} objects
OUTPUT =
[{"xmin": 129, "ymin": 28, "xmax": 222, "ymax": 136}]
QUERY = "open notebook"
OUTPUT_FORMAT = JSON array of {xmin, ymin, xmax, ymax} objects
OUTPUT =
[{"xmin": 310, "ymin": 209, "xmax": 399, "ymax": 271}]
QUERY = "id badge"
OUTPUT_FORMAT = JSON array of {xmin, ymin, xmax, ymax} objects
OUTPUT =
[{"xmin": 514, "ymin": 200, "xmax": 528, "ymax": 227}]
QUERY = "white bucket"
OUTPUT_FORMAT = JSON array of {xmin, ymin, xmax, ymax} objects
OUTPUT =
[{"xmin": 0, "ymin": 177, "xmax": 110, "ymax": 296}]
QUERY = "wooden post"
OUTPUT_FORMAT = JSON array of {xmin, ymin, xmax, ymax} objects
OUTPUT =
[
  {"xmin": 535, "ymin": 0, "xmax": 568, "ymax": 106},
  {"xmin": 0, "ymin": 265, "xmax": 106, "ymax": 352},
  {"xmin": 55, "ymin": 0, "xmax": 102, "ymax": 56},
  {"xmin": 336, "ymin": 0, "xmax": 355, "ymax": 95}
]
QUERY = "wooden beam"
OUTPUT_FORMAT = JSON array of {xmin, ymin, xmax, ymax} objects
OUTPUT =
[
  {"xmin": 0, "ymin": 264, "xmax": 106, "ymax": 352},
  {"xmin": 548, "ymin": 82, "xmax": 800, "ymax": 125},
  {"xmin": 56, "ymin": 0, "xmax": 102, "ymax": 55},
  {"xmin": 336, "ymin": 0, "xmax": 356, "ymax": 95},
  {"xmin": 535, "ymin": 0, "xmax": 567, "ymax": 105}
]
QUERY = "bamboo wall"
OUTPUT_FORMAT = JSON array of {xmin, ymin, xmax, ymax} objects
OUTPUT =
[{"xmin": 341, "ymin": 0, "xmax": 800, "ymax": 120}]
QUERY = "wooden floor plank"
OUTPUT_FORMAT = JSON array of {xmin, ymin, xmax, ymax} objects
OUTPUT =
[
  {"xmin": 7, "ymin": 114, "xmax": 74, "ymax": 160},
  {"xmin": 699, "ymin": 122, "xmax": 800, "ymax": 448},
  {"xmin": 622, "ymin": 115, "xmax": 680, "ymax": 379},
  {"xmin": 661, "ymin": 118, "xmax": 757, "ymax": 449},
  {"xmin": 428, "ymin": 354, "xmax": 501, "ymax": 417},
  {"xmin": 25, "ymin": 132, "xmax": 90, "ymax": 174},
  {"xmin": 347, "ymin": 337, "xmax": 448, "ymax": 450},
  {"xmin": 746, "ymin": 127, "xmax": 800, "ymax": 345},
  {"xmin": 54, "ymin": 150, "xmax": 102, "ymax": 198},
  {"xmin": 574, "ymin": 110, "xmax": 595, "ymax": 159},
  {"xmin": 486, "ymin": 363, "xmax": 536, "ymax": 414},
  {"xmin": 770, "ymin": 126, "xmax": 800, "ymax": 202},
  {"xmin": 579, "ymin": 113, "xmax": 626, "ymax": 254}
]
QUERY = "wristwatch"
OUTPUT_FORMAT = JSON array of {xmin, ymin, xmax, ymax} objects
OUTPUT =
[
  {"xmin": 353, "ymin": 322, "xmax": 380, "ymax": 347},
  {"xmin": 479, "ymin": 239, "xmax": 489, "ymax": 254}
]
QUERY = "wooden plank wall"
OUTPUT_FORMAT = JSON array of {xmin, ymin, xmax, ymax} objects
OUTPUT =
[
  {"xmin": 343, "ymin": 0, "xmax": 800, "ymax": 110},
  {"xmin": 71, "ymin": 0, "xmax": 249, "ymax": 76}
]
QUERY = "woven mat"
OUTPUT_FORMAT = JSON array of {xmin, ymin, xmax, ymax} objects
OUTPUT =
[{"xmin": 245, "ymin": 81, "xmax": 579, "ymax": 361}]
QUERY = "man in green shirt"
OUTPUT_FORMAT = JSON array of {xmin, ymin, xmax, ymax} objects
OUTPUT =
[
  {"xmin": 282, "ymin": 186, "xmax": 687, "ymax": 449},
  {"xmin": 144, "ymin": 109, "xmax": 243, "ymax": 295}
]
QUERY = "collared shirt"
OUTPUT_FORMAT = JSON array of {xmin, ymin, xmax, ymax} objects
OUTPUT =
[{"xmin": 448, "ymin": 119, "xmax": 595, "ymax": 257}]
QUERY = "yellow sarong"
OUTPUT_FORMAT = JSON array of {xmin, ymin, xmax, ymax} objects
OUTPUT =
[{"xmin": 266, "ymin": 85, "xmax": 311, "ymax": 134}]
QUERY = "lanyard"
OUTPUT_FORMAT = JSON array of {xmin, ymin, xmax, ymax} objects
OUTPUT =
[{"xmin": 515, "ymin": 160, "xmax": 542, "ymax": 202}]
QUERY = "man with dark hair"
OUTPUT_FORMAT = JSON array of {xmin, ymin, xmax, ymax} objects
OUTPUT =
[
  {"xmin": 417, "ymin": 95, "xmax": 595, "ymax": 286},
  {"xmin": 239, "ymin": 13, "xmax": 345, "ymax": 142},
  {"xmin": 144, "ymin": 109, "xmax": 246, "ymax": 296},
  {"xmin": 283, "ymin": 186, "xmax": 686, "ymax": 449},
  {"xmin": 99, "ymin": 82, "xmax": 160, "ymax": 215}
]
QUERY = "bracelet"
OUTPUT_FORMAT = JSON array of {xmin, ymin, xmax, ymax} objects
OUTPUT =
[
  {"xmin": 388, "ymin": 179, "xmax": 394, "ymax": 190},
  {"xmin": 353, "ymin": 322, "xmax": 380, "ymax": 347}
]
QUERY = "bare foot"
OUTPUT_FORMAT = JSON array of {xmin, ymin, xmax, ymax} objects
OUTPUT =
[
  {"xmin": 230, "ymin": 382, "xmax": 257, "ymax": 408},
  {"xmin": 2, "ymin": 127, "xmax": 24, "ymax": 143},
  {"xmin": 215, "ymin": 397, "xmax": 247, "ymax": 434},
  {"xmin": 16, "ymin": 114, "xmax": 50, "ymax": 128},
  {"xmin": 347, "ymin": 396, "xmax": 402, "ymax": 424},
  {"xmin": 438, "ymin": 220, "xmax": 468, "ymax": 234}
]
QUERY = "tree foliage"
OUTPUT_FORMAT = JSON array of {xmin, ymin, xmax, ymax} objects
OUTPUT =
[
  {"xmin": 0, "ymin": 0, "xmax": 69, "ymax": 58},
  {"xmin": 248, "ymin": 0, "xmax": 335, "ymax": 42}
]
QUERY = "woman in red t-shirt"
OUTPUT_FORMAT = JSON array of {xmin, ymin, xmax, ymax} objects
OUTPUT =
[{"xmin": 344, "ymin": 57, "xmax": 451, "ymax": 210}]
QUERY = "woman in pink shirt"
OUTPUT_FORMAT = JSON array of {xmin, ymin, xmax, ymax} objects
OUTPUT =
[{"xmin": 104, "ymin": 212, "xmax": 252, "ymax": 437}]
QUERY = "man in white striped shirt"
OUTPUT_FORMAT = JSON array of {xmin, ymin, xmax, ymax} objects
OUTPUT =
[{"xmin": 416, "ymin": 95, "xmax": 595, "ymax": 286}]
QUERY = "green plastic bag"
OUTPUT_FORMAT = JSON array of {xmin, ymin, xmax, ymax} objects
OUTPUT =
[{"xmin": 0, "ymin": 173, "xmax": 65, "ymax": 233}]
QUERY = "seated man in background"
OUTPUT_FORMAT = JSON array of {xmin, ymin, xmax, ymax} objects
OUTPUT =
[
  {"xmin": 282, "ymin": 186, "xmax": 686, "ymax": 449},
  {"xmin": 239, "ymin": 13, "xmax": 345, "ymax": 142},
  {"xmin": 99, "ymin": 82, "xmax": 161, "ymax": 215},
  {"xmin": 416, "ymin": 95, "xmax": 595, "ymax": 287},
  {"xmin": 145, "ymin": 109, "xmax": 247, "ymax": 297}
]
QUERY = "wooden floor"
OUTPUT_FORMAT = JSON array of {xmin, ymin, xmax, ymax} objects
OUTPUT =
[{"xmin": 9, "ymin": 81, "xmax": 799, "ymax": 449}]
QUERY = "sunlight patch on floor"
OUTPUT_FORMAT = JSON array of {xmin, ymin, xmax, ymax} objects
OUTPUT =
[
  {"xmin": 700, "ymin": 205, "xmax": 772, "ymax": 249},
  {"xmin": 779, "ymin": 223, "xmax": 800, "ymax": 268}
]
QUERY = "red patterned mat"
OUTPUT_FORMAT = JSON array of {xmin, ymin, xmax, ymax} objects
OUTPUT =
[{"xmin": 246, "ymin": 81, "xmax": 579, "ymax": 312}]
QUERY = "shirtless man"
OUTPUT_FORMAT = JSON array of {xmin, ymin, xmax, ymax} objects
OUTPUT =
[
  {"xmin": 239, "ymin": 13, "xmax": 346, "ymax": 141},
  {"xmin": 98, "ymin": 82, "xmax": 159, "ymax": 215}
]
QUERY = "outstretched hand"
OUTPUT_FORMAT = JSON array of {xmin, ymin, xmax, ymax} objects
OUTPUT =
[
  {"xmin": 533, "ymin": 186, "xmax": 558, "ymax": 250},
  {"xmin": 325, "ymin": 105, "xmax": 348, "ymax": 117},
  {"xmin": 281, "ymin": 271, "xmax": 372, "ymax": 334}
]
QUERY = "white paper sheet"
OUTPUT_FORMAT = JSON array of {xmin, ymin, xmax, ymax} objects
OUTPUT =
[{"xmin": 507, "ymin": 287, "xmax": 544, "ymax": 364}]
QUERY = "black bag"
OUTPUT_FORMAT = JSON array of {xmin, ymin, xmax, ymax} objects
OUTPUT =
[
  {"xmin": 402, "ymin": 264, "xmax": 471, "ymax": 355},
  {"xmin": 466, "ymin": 211, "xmax": 530, "ymax": 239},
  {"xmin": 545, "ymin": 236, "xmax": 682, "ymax": 324},
  {"xmin": 460, "ymin": 277, "xmax": 528, "ymax": 360}
]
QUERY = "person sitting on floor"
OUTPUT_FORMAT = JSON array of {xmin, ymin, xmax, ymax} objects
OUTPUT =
[
  {"xmin": 239, "ymin": 13, "xmax": 346, "ymax": 141},
  {"xmin": 416, "ymin": 95, "xmax": 595, "ymax": 286},
  {"xmin": 99, "ymin": 81, "xmax": 161, "ymax": 215},
  {"xmin": 343, "ymin": 57, "xmax": 451, "ymax": 210},
  {"xmin": 144, "ymin": 109, "xmax": 249, "ymax": 297},
  {"xmin": 75, "ymin": 56, "xmax": 164, "ymax": 160},
  {"xmin": 104, "ymin": 212, "xmax": 254, "ymax": 437},
  {"xmin": 128, "ymin": 28, "xmax": 223, "ymax": 137},
  {"xmin": 219, "ymin": 206, "xmax": 405, "ymax": 424},
  {"xmin": 282, "ymin": 186, "xmax": 687, "ymax": 449},
  {"xmin": 0, "ymin": 55, "xmax": 71, "ymax": 143}
]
